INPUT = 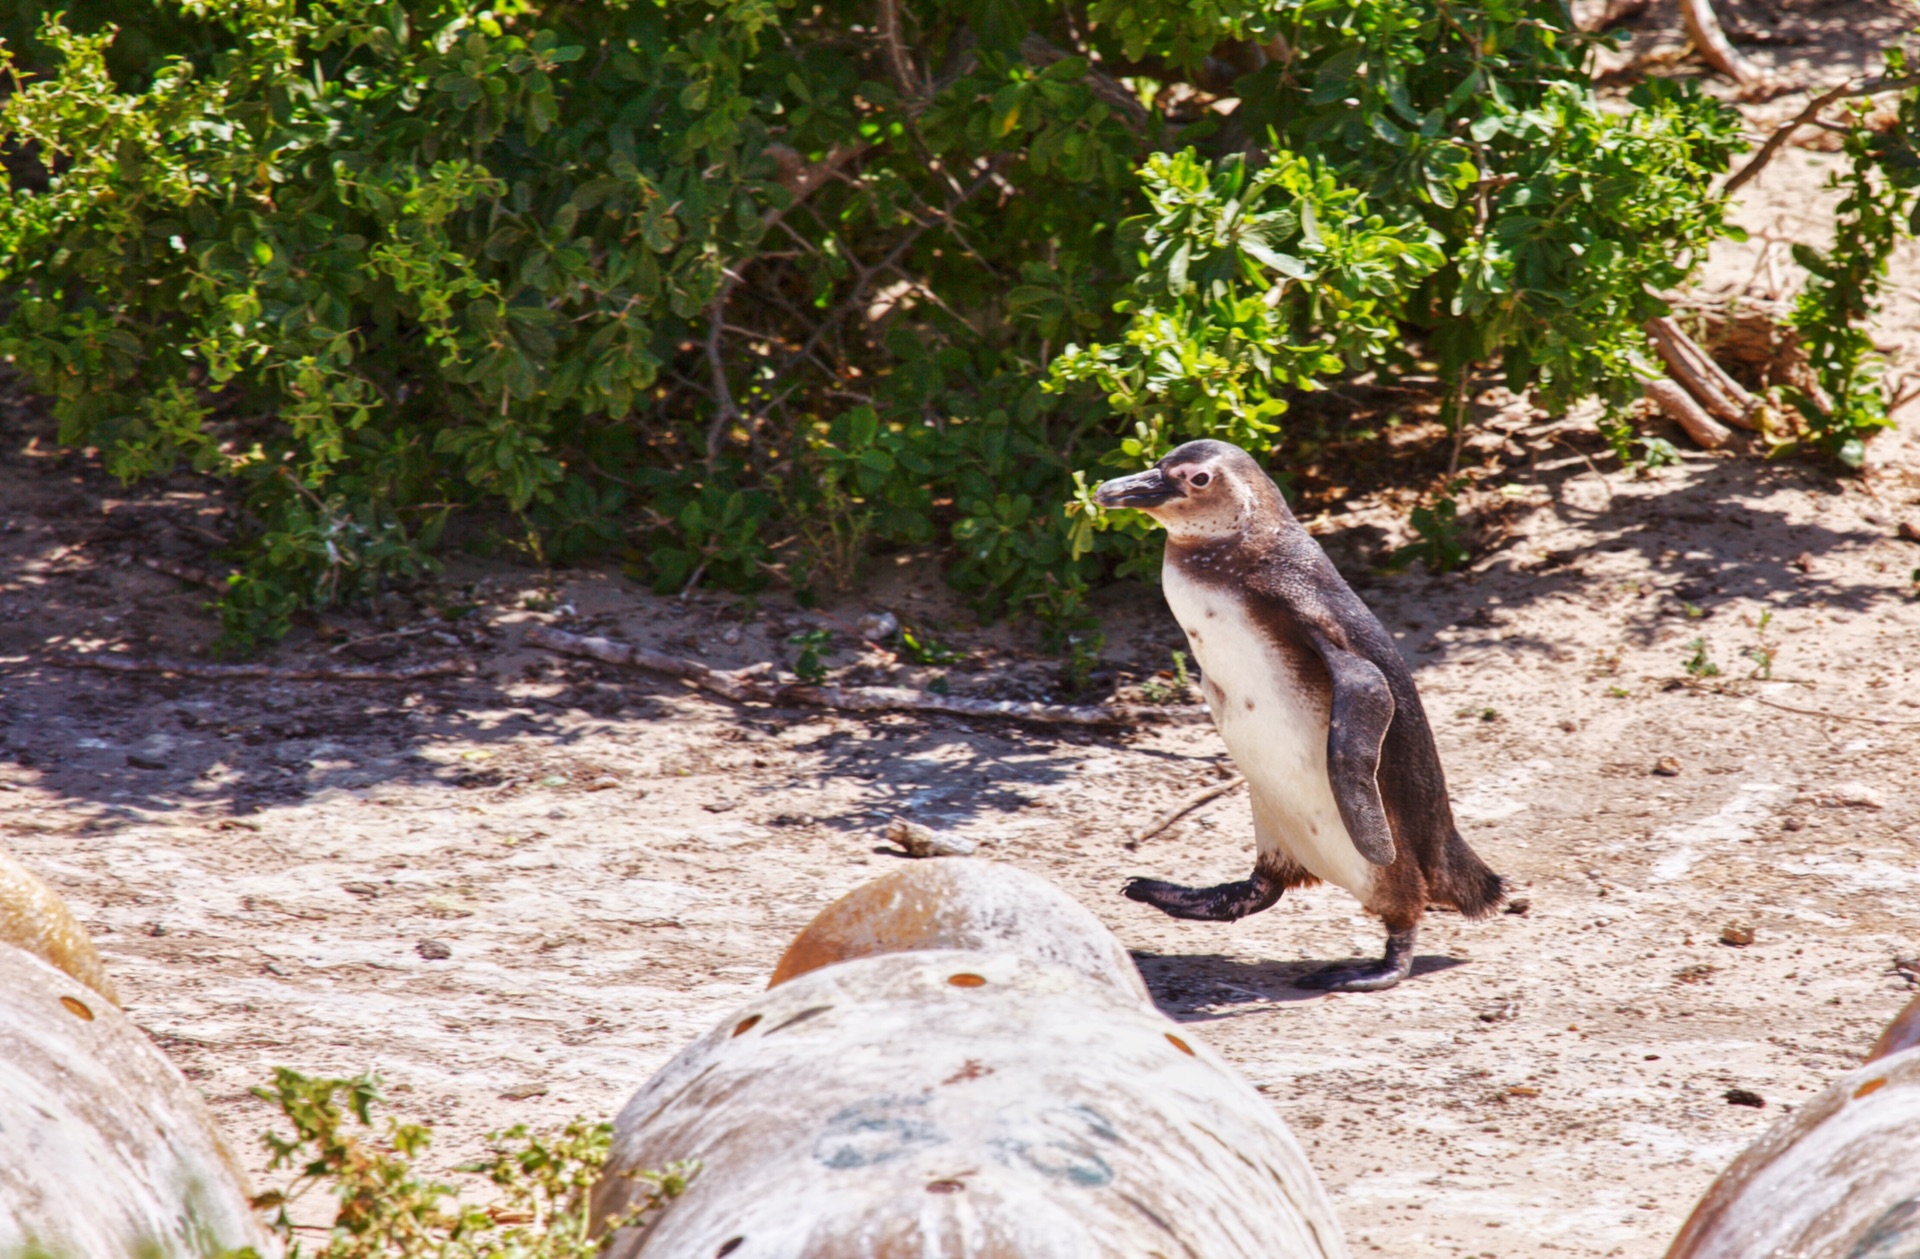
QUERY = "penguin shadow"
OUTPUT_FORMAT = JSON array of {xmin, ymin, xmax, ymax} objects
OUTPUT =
[{"xmin": 1130, "ymin": 949, "xmax": 1467, "ymax": 1022}]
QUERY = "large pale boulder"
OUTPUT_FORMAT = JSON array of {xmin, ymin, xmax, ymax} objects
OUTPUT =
[
  {"xmin": 1666, "ymin": 999, "xmax": 1920, "ymax": 1259},
  {"xmin": 593, "ymin": 860, "xmax": 1346, "ymax": 1259},
  {"xmin": 767, "ymin": 859, "xmax": 1150, "ymax": 1002},
  {"xmin": 0, "ymin": 850, "xmax": 275, "ymax": 1259}
]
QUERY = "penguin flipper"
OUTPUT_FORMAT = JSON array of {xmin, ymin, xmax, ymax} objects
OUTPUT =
[{"xmin": 1307, "ymin": 631, "xmax": 1397, "ymax": 866}]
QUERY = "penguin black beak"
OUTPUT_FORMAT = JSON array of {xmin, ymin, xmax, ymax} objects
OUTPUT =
[{"xmin": 1094, "ymin": 467, "xmax": 1183, "ymax": 509}]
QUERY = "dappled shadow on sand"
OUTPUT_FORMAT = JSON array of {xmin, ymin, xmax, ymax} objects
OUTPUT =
[{"xmin": 1315, "ymin": 430, "xmax": 1913, "ymax": 669}]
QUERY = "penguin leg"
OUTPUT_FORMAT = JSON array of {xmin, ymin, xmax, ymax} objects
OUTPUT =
[
  {"xmin": 1122, "ymin": 866, "xmax": 1284, "ymax": 923},
  {"xmin": 1295, "ymin": 925, "xmax": 1416, "ymax": 993}
]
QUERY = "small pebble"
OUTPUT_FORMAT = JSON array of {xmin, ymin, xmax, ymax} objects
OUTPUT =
[
  {"xmin": 858, "ymin": 611, "xmax": 901, "ymax": 642},
  {"xmin": 500, "ymin": 1082, "xmax": 548, "ymax": 1100},
  {"xmin": 125, "ymin": 753, "xmax": 168, "ymax": 771},
  {"xmin": 1725, "ymin": 1088, "xmax": 1765, "ymax": 1108},
  {"xmin": 342, "ymin": 882, "xmax": 381, "ymax": 899},
  {"xmin": 416, "ymin": 938, "xmax": 452, "ymax": 961},
  {"xmin": 1720, "ymin": 921, "xmax": 1756, "ymax": 947},
  {"xmin": 1505, "ymin": 898, "xmax": 1531, "ymax": 916},
  {"xmin": 1652, "ymin": 756, "xmax": 1682, "ymax": 777},
  {"xmin": 1898, "ymin": 519, "xmax": 1920, "ymax": 543}
]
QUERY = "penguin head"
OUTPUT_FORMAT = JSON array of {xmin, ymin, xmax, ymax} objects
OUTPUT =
[{"xmin": 1094, "ymin": 440, "xmax": 1267, "ymax": 540}]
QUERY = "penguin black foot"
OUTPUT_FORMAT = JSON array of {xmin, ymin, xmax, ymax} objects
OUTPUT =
[
  {"xmin": 1122, "ymin": 872, "xmax": 1282, "ymax": 923},
  {"xmin": 1296, "ymin": 926, "xmax": 1417, "ymax": 993}
]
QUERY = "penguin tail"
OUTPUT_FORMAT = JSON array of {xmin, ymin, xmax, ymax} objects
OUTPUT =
[{"xmin": 1438, "ymin": 836, "xmax": 1505, "ymax": 920}]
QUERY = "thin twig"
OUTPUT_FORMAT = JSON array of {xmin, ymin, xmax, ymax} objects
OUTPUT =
[
  {"xmin": 1127, "ymin": 775, "xmax": 1246, "ymax": 847},
  {"xmin": 1724, "ymin": 73, "xmax": 1920, "ymax": 197},
  {"xmin": 50, "ymin": 654, "xmax": 471, "ymax": 683},
  {"xmin": 327, "ymin": 626, "xmax": 432, "ymax": 655},
  {"xmin": 139, "ymin": 556, "xmax": 224, "ymax": 590},
  {"xmin": 1750, "ymin": 696, "xmax": 1920, "ymax": 727},
  {"xmin": 525, "ymin": 625, "xmax": 1208, "ymax": 728}
]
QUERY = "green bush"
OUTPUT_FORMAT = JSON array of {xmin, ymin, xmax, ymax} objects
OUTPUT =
[
  {"xmin": 0, "ymin": 0, "xmax": 1744, "ymax": 650},
  {"xmin": 224, "ymin": 1068, "xmax": 692, "ymax": 1258},
  {"xmin": 1784, "ymin": 54, "xmax": 1920, "ymax": 469}
]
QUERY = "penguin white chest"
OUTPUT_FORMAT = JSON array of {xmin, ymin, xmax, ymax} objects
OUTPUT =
[{"xmin": 1161, "ymin": 562, "xmax": 1376, "ymax": 900}]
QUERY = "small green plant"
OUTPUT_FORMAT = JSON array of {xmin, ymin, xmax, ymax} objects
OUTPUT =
[
  {"xmin": 1743, "ymin": 609, "xmax": 1778, "ymax": 679},
  {"xmin": 1683, "ymin": 637, "xmax": 1722, "ymax": 680},
  {"xmin": 1607, "ymin": 685, "xmax": 1632, "ymax": 698},
  {"xmin": 231, "ymin": 1068, "xmax": 692, "ymax": 1259},
  {"xmin": 787, "ymin": 629, "xmax": 834, "ymax": 684},
  {"xmin": 1393, "ymin": 487, "xmax": 1470, "ymax": 574},
  {"xmin": 1138, "ymin": 649, "xmax": 1194, "ymax": 705},
  {"xmin": 898, "ymin": 626, "xmax": 962, "ymax": 668},
  {"xmin": 1059, "ymin": 630, "xmax": 1103, "ymax": 697},
  {"xmin": 1682, "ymin": 602, "xmax": 1706, "ymax": 620}
]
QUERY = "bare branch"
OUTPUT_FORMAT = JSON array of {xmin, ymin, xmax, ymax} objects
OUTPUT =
[
  {"xmin": 877, "ymin": 0, "xmax": 921, "ymax": 101},
  {"xmin": 702, "ymin": 286, "xmax": 745, "ymax": 465},
  {"xmin": 525, "ymin": 625, "xmax": 1209, "ymax": 728},
  {"xmin": 1018, "ymin": 34, "xmax": 1150, "ymax": 132},
  {"xmin": 1679, "ymin": 0, "xmax": 1762, "ymax": 86},
  {"xmin": 51, "ymin": 654, "xmax": 470, "ymax": 684},
  {"xmin": 1723, "ymin": 73, "xmax": 1920, "ymax": 197}
]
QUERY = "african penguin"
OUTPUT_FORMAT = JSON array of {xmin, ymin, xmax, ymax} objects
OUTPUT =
[{"xmin": 1095, "ymin": 439, "xmax": 1503, "ymax": 991}]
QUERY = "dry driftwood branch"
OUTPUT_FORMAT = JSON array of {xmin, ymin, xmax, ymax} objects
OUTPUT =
[
  {"xmin": 1127, "ymin": 775, "xmax": 1246, "ymax": 847},
  {"xmin": 1750, "ymin": 696, "xmax": 1920, "ymax": 727},
  {"xmin": 50, "ymin": 654, "xmax": 470, "ymax": 683},
  {"xmin": 138, "ymin": 556, "xmax": 223, "ymax": 590},
  {"xmin": 1646, "ymin": 378, "xmax": 1732, "ymax": 448},
  {"xmin": 525, "ymin": 625, "xmax": 1209, "ymax": 727},
  {"xmin": 1647, "ymin": 316, "xmax": 1759, "ymax": 430},
  {"xmin": 1679, "ymin": 0, "xmax": 1761, "ymax": 86},
  {"xmin": 1723, "ymin": 73, "xmax": 1920, "ymax": 197}
]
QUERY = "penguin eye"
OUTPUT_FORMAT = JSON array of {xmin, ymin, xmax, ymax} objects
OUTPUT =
[{"xmin": 1190, "ymin": 472, "xmax": 1211, "ymax": 488}]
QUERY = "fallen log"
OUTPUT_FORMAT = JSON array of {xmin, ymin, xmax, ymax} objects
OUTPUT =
[
  {"xmin": 526, "ymin": 624, "xmax": 1209, "ymax": 728},
  {"xmin": 1646, "ymin": 378, "xmax": 1732, "ymax": 449},
  {"xmin": 50, "ymin": 653, "xmax": 469, "ymax": 684},
  {"xmin": 1, "ymin": 860, "xmax": 276, "ymax": 1258},
  {"xmin": 592, "ymin": 861, "xmax": 1345, "ymax": 1259},
  {"xmin": 1667, "ymin": 999, "xmax": 1920, "ymax": 1259},
  {"xmin": 1647, "ymin": 316, "xmax": 1760, "ymax": 431}
]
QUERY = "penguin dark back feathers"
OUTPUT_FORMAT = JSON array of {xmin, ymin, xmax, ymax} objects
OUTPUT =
[{"xmin": 1095, "ymin": 439, "xmax": 1503, "ymax": 992}]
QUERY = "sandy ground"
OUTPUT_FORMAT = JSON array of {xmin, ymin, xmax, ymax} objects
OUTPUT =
[{"xmin": 6, "ymin": 13, "xmax": 1920, "ymax": 1257}]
